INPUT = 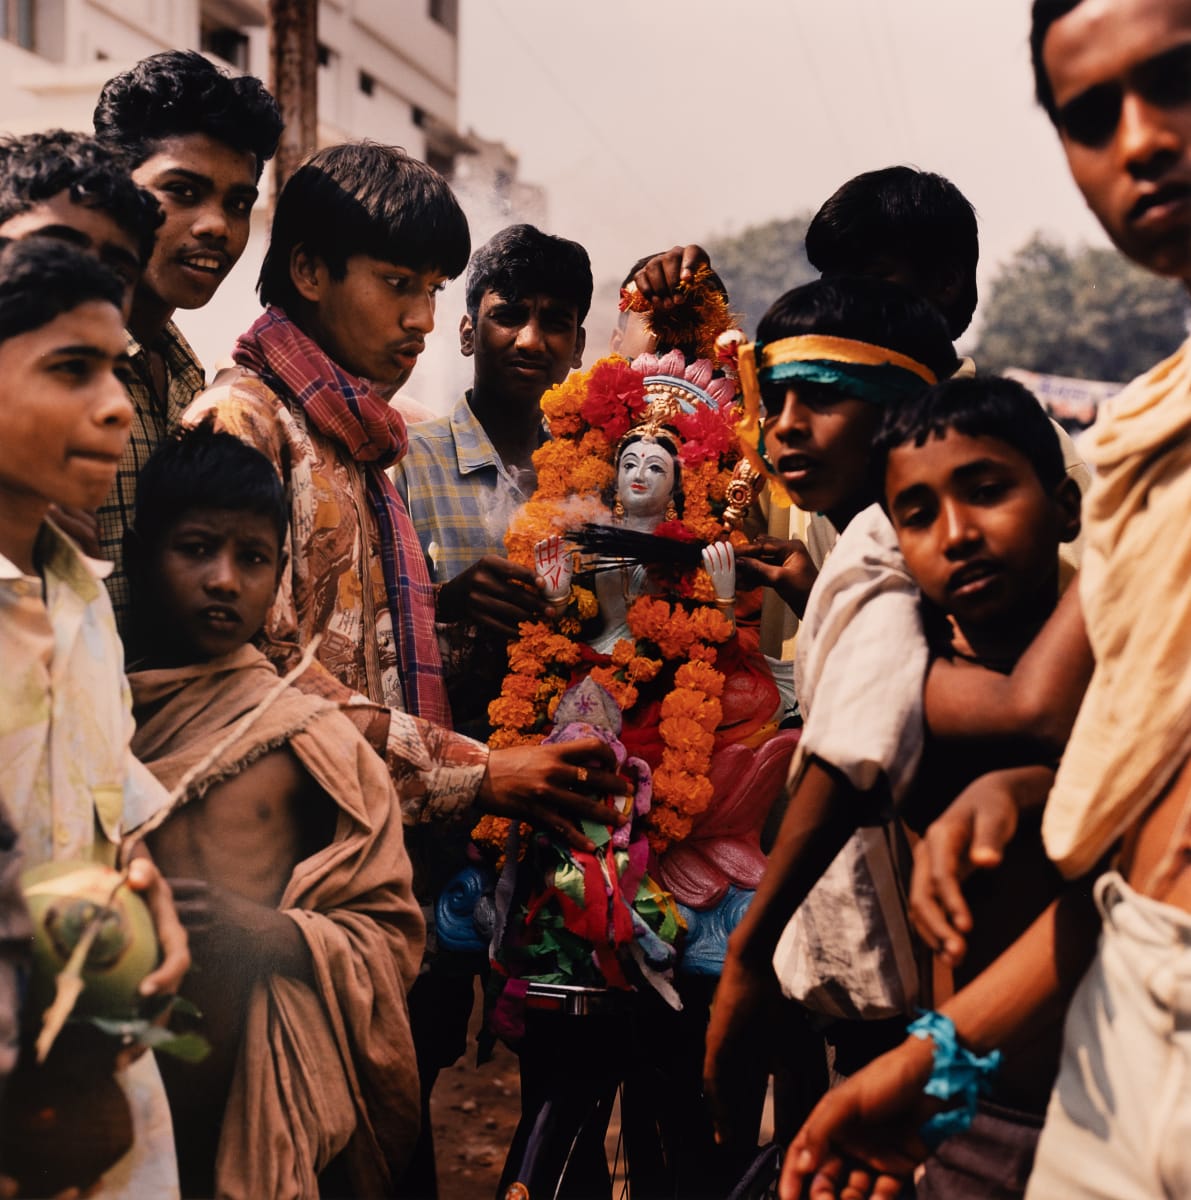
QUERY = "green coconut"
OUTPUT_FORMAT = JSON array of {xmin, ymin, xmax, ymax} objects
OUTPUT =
[{"xmin": 22, "ymin": 860, "xmax": 159, "ymax": 1022}]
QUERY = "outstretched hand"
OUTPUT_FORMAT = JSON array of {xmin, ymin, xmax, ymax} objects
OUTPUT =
[
  {"xmin": 630, "ymin": 245, "xmax": 712, "ymax": 309},
  {"xmin": 736, "ymin": 536, "xmax": 818, "ymax": 618},
  {"xmin": 908, "ymin": 766, "xmax": 1050, "ymax": 966},
  {"xmin": 437, "ymin": 555, "xmax": 552, "ymax": 638},
  {"xmin": 779, "ymin": 1035, "xmax": 936, "ymax": 1200},
  {"xmin": 479, "ymin": 737, "xmax": 631, "ymax": 852}
]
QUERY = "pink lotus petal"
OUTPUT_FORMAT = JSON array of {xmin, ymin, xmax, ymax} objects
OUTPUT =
[{"xmin": 686, "ymin": 358, "xmax": 714, "ymax": 389}]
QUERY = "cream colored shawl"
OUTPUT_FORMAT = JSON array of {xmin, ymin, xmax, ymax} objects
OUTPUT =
[{"xmin": 1044, "ymin": 338, "xmax": 1191, "ymax": 878}]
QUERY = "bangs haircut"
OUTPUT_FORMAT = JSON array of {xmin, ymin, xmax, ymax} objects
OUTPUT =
[
  {"xmin": 0, "ymin": 130, "xmax": 162, "ymax": 264},
  {"xmin": 133, "ymin": 423, "xmax": 289, "ymax": 555},
  {"xmin": 466, "ymin": 224, "xmax": 592, "ymax": 321},
  {"xmin": 93, "ymin": 50, "xmax": 282, "ymax": 179},
  {"xmin": 258, "ymin": 142, "xmax": 471, "ymax": 310},
  {"xmin": 1030, "ymin": 0, "xmax": 1087, "ymax": 123},
  {"xmin": 873, "ymin": 375, "xmax": 1066, "ymax": 494},
  {"xmin": 756, "ymin": 276, "xmax": 959, "ymax": 394},
  {"xmin": 0, "ymin": 236, "xmax": 123, "ymax": 343}
]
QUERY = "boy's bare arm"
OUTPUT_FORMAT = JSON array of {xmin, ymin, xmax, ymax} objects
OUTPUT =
[
  {"xmin": 780, "ymin": 882, "xmax": 1101, "ymax": 1199},
  {"xmin": 705, "ymin": 757, "xmax": 874, "ymax": 1145},
  {"xmin": 168, "ymin": 879, "xmax": 314, "ymax": 984},
  {"xmin": 924, "ymin": 581, "xmax": 1092, "ymax": 752}
]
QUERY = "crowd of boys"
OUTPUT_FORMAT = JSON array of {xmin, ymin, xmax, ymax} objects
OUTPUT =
[{"xmin": 1, "ymin": 0, "xmax": 1189, "ymax": 1194}]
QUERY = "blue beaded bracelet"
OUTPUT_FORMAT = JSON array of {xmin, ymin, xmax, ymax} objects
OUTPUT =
[{"xmin": 907, "ymin": 1010, "xmax": 1002, "ymax": 1148}]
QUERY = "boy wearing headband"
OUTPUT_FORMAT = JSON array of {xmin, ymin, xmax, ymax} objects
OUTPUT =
[{"xmin": 705, "ymin": 277, "xmax": 957, "ymax": 1143}]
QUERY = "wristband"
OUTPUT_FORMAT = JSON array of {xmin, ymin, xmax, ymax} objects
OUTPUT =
[{"xmin": 908, "ymin": 1010, "xmax": 1001, "ymax": 1147}]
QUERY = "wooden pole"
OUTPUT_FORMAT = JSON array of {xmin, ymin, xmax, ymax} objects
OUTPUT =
[{"xmin": 268, "ymin": 0, "xmax": 318, "ymax": 192}]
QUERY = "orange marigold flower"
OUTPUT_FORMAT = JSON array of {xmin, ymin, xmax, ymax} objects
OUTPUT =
[
  {"xmin": 490, "ymin": 696, "xmax": 537, "ymax": 729},
  {"xmin": 626, "ymin": 655, "xmax": 662, "ymax": 683},
  {"xmin": 675, "ymin": 659, "xmax": 726, "ymax": 697},
  {"xmin": 574, "ymin": 585, "xmax": 599, "ymax": 620},
  {"xmin": 659, "ymin": 715, "xmax": 716, "ymax": 754},
  {"xmin": 611, "ymin": 639, "xmax": 636, "ymax": 666}
]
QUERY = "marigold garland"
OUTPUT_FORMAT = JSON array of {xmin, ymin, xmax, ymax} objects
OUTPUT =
[{"xmin": 478, "ymin": 282, "xmax": 754, "ymax": 857}]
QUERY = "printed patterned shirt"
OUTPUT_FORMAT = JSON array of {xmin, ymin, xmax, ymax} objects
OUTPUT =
[
  {"xmin": 183, "ymin": 369, "xmax": 489, "ymax": 854},
  {"xmin": 96, "ymin": 321, "xmax": 206, "ymax": 632}
]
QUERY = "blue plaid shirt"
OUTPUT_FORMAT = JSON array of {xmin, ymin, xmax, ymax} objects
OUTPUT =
[{"xmin": 393, "ymin": 393, "xmax": 544, "ymax": 581}]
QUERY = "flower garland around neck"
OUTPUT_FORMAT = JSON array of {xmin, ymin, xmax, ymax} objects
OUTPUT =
[{"xmin": 477, "ymin": 348, "xmax": 755, "ymax": 857}]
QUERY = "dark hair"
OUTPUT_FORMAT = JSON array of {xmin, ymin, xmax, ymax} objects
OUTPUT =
[
  {"xmin": 132, "ymin": 423, "xmax": 288, "ymax": 554},
  {"xmin": 258, "ymin": 141, "xmax": 471, "ymax": 309},
  {"xmin": 465, "ymin": 224, "xmax": 592, "ymax": 322},
  {"xmin": 806, "ymin": 167, "xmax": 979, "ymax": 337},
  {"xmin": 1030, "ymin": 0, "xmax": 1085, "ymax": 123},
  {"xmin": 873, "ymin": 375, "xmax": 1066, "ymax": 493},
  {"xmin": 0, "ymin": 237, "xmax": 124, "ymax": 342},
  {"xmin": 0, "ymin": 130, "xmax": 162, "ymax": 264},
  {"xmin": 756, "ymin": 276, "xmax": 958, "ymax": 386},
  {"xmin": 93, "ymin": 50, "xmax": 282, "ymax": 180}
]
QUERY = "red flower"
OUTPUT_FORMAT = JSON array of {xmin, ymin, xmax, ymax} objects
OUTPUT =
[
  {"xmin": 674, "ymin": 406, "xmax": 734, "ymax": 467},
  {"xmin": 580, "ymin": 359, "xmax": 647, "ymax": 441},
  {"xmin": 652, "ymin": 520, "xmax": 697, "ymax": 543}
]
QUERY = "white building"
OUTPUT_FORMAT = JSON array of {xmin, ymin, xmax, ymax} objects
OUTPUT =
[{"xmin": 0, "ymin": 0, "xmax": 544, "ymax": 408}]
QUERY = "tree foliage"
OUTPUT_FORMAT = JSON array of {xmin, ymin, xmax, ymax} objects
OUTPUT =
[
  {"xmin": 705, "ymin": 214, "xmax": 817, "ymax": 337},
  {"xmin": 974, "ymin": 234, "xmax": 1188, "ymax": 382}
]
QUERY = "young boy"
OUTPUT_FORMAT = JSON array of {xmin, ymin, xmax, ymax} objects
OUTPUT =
[
  {"xmin": 0, "ymin": 236, "xmax": 188, "ymax": 1197},
  {"xmin": 876, "ymin": 376, "xmax": 1081, "ymax": 1196},
  {"xmin": 782, "ymin": 1, "xmax": 1191, "ymax": 1196},
  {"xmin": 92, "ymin": 49, "xmax": 282, "ymax": 628},
  {"xmin": 703, "ymin": 276, "xmax": 957, "ymax": 1142},
  {"xmin": 0, "ymin": 129, "xmax": 161, "ymax": 319},
  {"xmin": 125, "ymin": 425, "xmax": 425, "ymax": 1199}
]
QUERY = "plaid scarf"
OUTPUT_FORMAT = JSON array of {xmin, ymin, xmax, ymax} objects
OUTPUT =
[{"xmin": 234, "ymin": 307, "xmax": 451, "ymax": 727}]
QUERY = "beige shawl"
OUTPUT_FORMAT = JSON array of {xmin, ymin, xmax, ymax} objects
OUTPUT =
[
  {"xmin": 1044, "ymin": 338, "xmax": 1191, "ymax": 878},
  {"xmin": 130, "ymin": 646, "xmax": 425, "ymax": 1199}
]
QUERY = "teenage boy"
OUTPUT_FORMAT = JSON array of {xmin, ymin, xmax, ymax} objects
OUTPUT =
[
  {"xmin": 0, "ymin": 237, "xmax": 189, "ymax": 1197},
  {"xmin": 0, "ymin": 130, "xmax": 160, "ymax": 318},
  {"xmin": 91, "ymin": 49, "xmax": 282, "ymax": 627},
  {"xmin": 124, "ymin": 426, "xmax": 424, "ymax": 1199},
  {"xmin": 183, "ymin": 142, "xmax": 626, "ymax": 1194},
  {"xmin": 394, "ymin": 223, "xmax": 591, "ymax": 733},
  {"xmin": 701, "ymin": 277, "xmax": 958, "ymax": 1143},
  {"xmin": 781, "ymin": 1, "xmax": 1191, "ymax": 1196},
  {"xmin": 0, "ymin": 130, "xmax": 163, "ymax": 556},
  {"xmin": 873, "ymin": 377, "xmax": 1081, "ymax": 1197}
]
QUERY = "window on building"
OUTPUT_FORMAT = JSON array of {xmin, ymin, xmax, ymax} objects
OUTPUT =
[
  {"xmin": 358, "ymin": 70, "xmax": 375, "ymax": 96},
  {"xmin": 429, "ymin": 0, "xmax": 458, "ymax": 35},
  {"xmin": 317, "ymin": 41, "xmax": 333, "ymax": 68},
  {"xmin": 0, "ymin": 0, "xmax": 34, "ymax": 51},
  {"xmin": 201, "ymin": 25, "xmax": 250, "ymax": 72}
]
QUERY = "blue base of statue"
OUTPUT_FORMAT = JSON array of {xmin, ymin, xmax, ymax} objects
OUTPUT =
[
  {"xmin": 434, "ymin": 865, "xmax": 753, "ymax": 974},
  {"xmin": 674, "ymin": 887, "xmax": 754, "ymax": 975}
]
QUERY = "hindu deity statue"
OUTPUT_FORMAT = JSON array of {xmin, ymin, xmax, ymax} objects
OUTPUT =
[{"xmin": 470, "ymin": 272, "xmax": 799, "ymax": 1005}]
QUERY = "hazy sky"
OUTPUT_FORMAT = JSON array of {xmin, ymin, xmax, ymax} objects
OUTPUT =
[{"xmin": 457, "ymin": 0, "xmax": 1108, "ymax": 344}]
